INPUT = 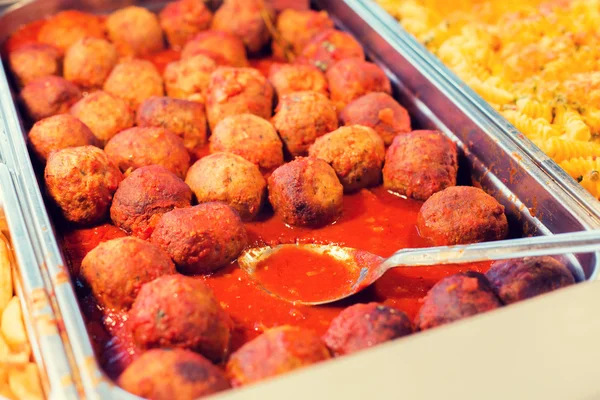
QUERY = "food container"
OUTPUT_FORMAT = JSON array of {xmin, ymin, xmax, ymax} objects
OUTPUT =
[{"xmin": 0, "ymin": 0, "xmax": 597, "ymax": 399}]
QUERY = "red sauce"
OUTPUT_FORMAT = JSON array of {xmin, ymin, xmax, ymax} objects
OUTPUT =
[
  {"xmin": 3, "ymin": 20, "xmax": 46, "ymax": 55},
  {"xmin": 142, "ymin": 48, "xmax": 181, "ymax": 75}
]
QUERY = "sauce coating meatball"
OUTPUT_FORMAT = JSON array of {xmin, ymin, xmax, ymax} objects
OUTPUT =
[
  {"xmin": 63, "ymin": 38, "xmax": 118, "ymax": 90},
  {"xmin": 323, "ymin": 303, "xmax": 413, "ymax": 356},
  {"xmin": 159, "ymin": 0, "xmax": 213, "ymax": 50},
  {"xmin": 417, "ymin": 186, "xmax": 509, "ymax": 246},
  {"xmin": 268, "ymin": 157, "xmax": 343, "ymax": 227},
  {"xmin": 309, "ymin": 125, "xmax": 385, "ymax": 192},
  {"xmin": 272, "ymin": 91, "xmax": 338, "ymax": 157},
  {"xmin": 44, "ymin": 146, "xmax": 122, "ymax": 225},
  {"xmin": 136, "ymin": 97, "xmax": 207, "ymax": 160},
  {"xmin": 340, "ymin": 92, "xmax": 411, "ymax": 146},
  {"xmin": 163, "ymin": 54, "xmax": 217, "ymax": 103},
  {"xmin": 128, "ymin": 275, "xmax": 232, "ymax": 362},
  {"xmin": 206, "ymin": 67, "xmax": 274, "ymax": 130},
  {"xmin": 104, "ymin": 127, "xmax": 190, "ymax": 179},
  {"xmin": 268, "ymin": 64, "xmax": 328, "ymax": 99},
  {"xmin": 226, "ymin": 326, "xmax": 330, "ymax": 387},
  {"xmin": 151, "ymin": 203, "xmax": 247, "ymax": 274},
  {"xmin": 416, "ymin": 271, "xmax": 503, "ymax": 330},
  {"xmin": 185, "ymin": 153, "xmax": 266, "ymax": 221},
  {"xmin": 486, "ymin": 256, "xmax": 575, "ymax": 304},
  {"xmin": 383, "ymin": 130, "xmax": 458, "ymax": 200},
  {"xmin": 119, "ymin": 348, "xmax": 230, "ymax": 400},
  {"xmin": 8, "ymin": 43, "xmax": 62, "ymax": 88},
  {"xmin": 106, "ymin": 6, "xmax": 164, "ymax": 57},
  {"xmin": 296, "ymin": 29, "xmax": 365, "ymax": 72},
  {"xmin": 70, "ymin": 91, "xmax": 134, "ymax": 145},
  {"xmin": 103, "ymin": 59, "xmax": 164, "ymax": 111},
  {"xmin": 272, "ymin": 9, "xmax": 334, "ymax": 60},
  {"xmin": 111, "ymin": 165, "xmax": 192, "ymax": 239},
  {"xmin": 28, "ymin": 114, "xmax": 99, "ymax": 163},
  {"xmin": 210, "ymin": 114, "xmax": 283, "ymax": 171},
  {"xmin": 80, "ymin": 237, "xmax": 175, "ymax": 310},
  {"xmin": 37, "ymin": 10, "xmax": 105, "ymax": 52},
  {"xmin": 326, "ymin": 58, "xmax": 392, "ymax": 111},
  {"xmin": 181, "ymin": 30, "xmax": 248, "ymax": 67},
  {"xmin": 20, "ymin": 76, "xmax": 81, "ymax": 121}
]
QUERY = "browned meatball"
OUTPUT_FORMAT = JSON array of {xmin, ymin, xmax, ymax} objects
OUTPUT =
[
  {"xmin": 111, "ymin": 165, "xmax": 192, "ymax": 239},
  {"xmin": 20, "ymin": 76, "xmax": 81, "ymax": 121},
  {"xmin": 268, "ymin": 157, "xmax": 343, "ymax": 227},
  {"xmin": 326, "ymin": 58, "xmax": 392, "ymax": 111},
  {"xmin": 63, "ymin": 38, "xmax": 118, "ymax": 90},
  {"xmin": 163, "ymin": 54, "xmax": 217, "ymax": 103},
  {"xmin": 181, "ymin": 30, "xmax": 248, "ymax": 67},
  {"xmin": 206, "ymin": 67, "xmax": 274, "ymax": 130},
  {"xmin": 268, "ymin": 63, "xmax": 328, "ymax": 99},
  {"xmin": 209, "ymin": 114, "xmax": 283, "ymax": 171},
  {"xmin": 103, "ymin": 59, "xmax": 164, "ymax": 111},
  {"xmin": 159, "ymin": 0, "xmax": 213, "ymax": 50},
  {"xmin": 383, "ymin": 130, "xmax": 458, "ymax": 200},
  {"xmin": 417, "ymin": 186, "xmax": 509, "ymax": 246},
  {"xmin": 104, "ymin": 127, "xmax": 190, "ymax": 179},
  {"xmin": 185, "ymin": 153, "xmax": 266, "ymax": 221},
  {"xmin": 38, "ymin": 10, "xmax": 106, "ymax": 53},
  {"xmin": 28, "ymin": 114, "xmax": 99, "ymax": 163},
  {"xmin": 8, "ymin": 43, "xmax": 62, "ymax": 88},
  {"xmin": 323, "ymin": 303, "xmax": 413, "ymax": 356},
  {"xmin": 226, "ymin": 326, "xmax": 330, "ymax": 387},
  {"xmin": 128, "ymin": 275, "xmax": 232, "ymax": 362},
  {"xmin": 136, "ymin": 97, "xmax": 208, "ymax": 160},
  {"xmin": 416, "ymin": 272, "xmax": 503, "ymax": 330},
  {"xmin": 309, "ymin": 125, "xmax": 385, "ymax": 192},
  {"xmin": 340, "ymin": 92, "xmax": 411, "ymax": 146},
  {"xmin": 106, "ymin": 6, "xmax": 164, "ymax": 57},
  {"xmin": 272, "ymin": 91, "xmax": 338, "ymax": 157},
  {"xmin": 151, "ymin": 203, "xmax": 247, "ymax": 274},
  {"xmin": 119, "ymin": 349, "xmax": 230, "ymax": 400},
  {"xmin": 44, "ymin": 146, "xmax": 123, "ymax": 225},
  {"xmin": 80, "ymin": 237, "xmax": 175, "ymax": 310},
  {"xmin": 272, "ymin": 9, "xmax": 334, "ymax": 60},
  {"xmin": 296, "ymin": 29, "xmax": 365, "ymax": 72},
  {"xmin": 70, "ymin": 91, "xmax": 135, "ymax": 145}
]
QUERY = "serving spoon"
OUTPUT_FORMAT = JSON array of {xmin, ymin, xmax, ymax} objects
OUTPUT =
[{"xmin": 238, "ymin": 230, "xmax": 600, "ymax": 305}]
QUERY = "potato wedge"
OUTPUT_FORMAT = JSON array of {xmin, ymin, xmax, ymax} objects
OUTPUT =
[
  {"xmin": 0, "ymin": 235, "xmax": 12, "ymax": 315},
  {"xmin": 1, "ymin": 297, "xmax": 27, "ymax": 353},
  {"xmin": 8, "ymin": 363, "xmax": 43, "ymax": 400},
  {"xmin": 0, "ymin": 384, "xmax": 16, "ymax": 400}
]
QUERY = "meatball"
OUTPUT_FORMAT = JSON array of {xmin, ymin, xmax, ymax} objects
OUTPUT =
[
  {"xmin": 70, "ymin": 91, "xmax": 134, "ymax": 145},
  {"xmin": 309, "ymin": 125, "xmax": 385, "ymax": 192},
  {"xmin": 119, "ymin": 349, "xmax": 230, "ymax": 400},
  {"xmin": 104, "ymin": 127, "xmax": 190, "ymax": 179},
  {"xmin": 206, "ymin": 67, "xmax": 274, "ymax": 130},
  {"xmin": 8, "ymin": 43, "xmax": 62, "ymax": 87},
  {"xmin": 63, "ymin": 38, "xmax": 118, "ymax": 90},
  {"xmin": 80, "ymin": 237, "xmax": 175, "ymax": 310},
  {"xmin": 159, "ymin": 0, "xmax": 213, "ymax": 50},
  {"xmin": 323, "ymin": 303, "xmax": 413, "ymax": 356},
  {"xmin": 151, "ymin": 203, "xmax": 247, "ymax": 274},
  {"xmin": 181, "ymin": 30, "xmax": 248, "ymax": 67},
  {"xmin": 111, "ymin": 165, "xmax": 192, "ymax": 239},
  {"xmin": 268, "ymin": 64, "xmax": 328, "ymax": 99},
  {"xmin": 44, "ymin": 146, "xmax": 122, "ymax": 225},
  {"xmin": 326, "ymin": 58, "xmax": 392, "ymax": 111},
  {"xmin": 340, "ymin": 92, "xmax": 411, "ymax": 146},
  {"xmin": 211, "ymin": 0, "xmax": 273, "ymax": 54},
  {"xmin": 486, "ymin": 256, "xmax": 575, "ymax": 305},
  {"xmin": 163, "ymin": 54, "xmax": 217, "ymax": 103},
  {"xmin": 268, "ymin": 157, "xmax": 343, "ymax": 227},
  {"xmin": 272, "ymin": 9, "xmax": 334, "ymax": 60},
  {"xmin": 28, "ymin": 114, "xmax": 99, "ymax": 163},
  {"xmin": 417, "ymin": 186, "xmax": 509, "ymax": 246},
  {"xmin": 103, "ymin": 59, "xmax": 164, "ymax": 111},
  {"xmin": 185, "ymin": 153, "xmax": 266, "ymax": 221},
  {"xmin": 209, "ymin": 114, "xmax": 283, "ymax": 171},
  {"xmin": 20, "ymin": 76, "xmax": 81, "ymax": 121},
  {"xmin": 383, "ymin": 130, "xmax": 458, "ymax": 200},
  {"xmin": 416, "ymin": 271, "xmax": 503, "ymax": 330},
  {"xmin": 226, "ymin": 326, "xmax": 330, "ymax": 387},
  {"xmin": 136, "ymin": 97, "xmax": 207, "ymax": 160},
  {"xmin": 106, "ymin": 6, "xmax": 164, "ymax": 57},
  {"xmin": 128, "ymin": 275, "xmax": 232, "ymax": 362},
  {"xmin": 297, "ymin": 29, "xmax": 364, "ymax": 72},
  {"xmin": 272, "ymin": 91, "xmax": 338, "ymax": 157},
  {"xmin": 37, "ymin": 10, "xmax": 106, "ymax": 52}
]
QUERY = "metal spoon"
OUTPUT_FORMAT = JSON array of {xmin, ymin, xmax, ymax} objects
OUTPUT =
[{"xmin": 238, "ymin": 230, "xmax": 600, "ymax": 305}]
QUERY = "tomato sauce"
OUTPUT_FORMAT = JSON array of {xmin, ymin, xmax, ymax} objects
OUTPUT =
[
  {"xmin": 2, "ymin": 20, "xmax": 45, "ymax": 55},
  {"xmin": 142, "ymin": 48, "xmax": 181, "ymax": 75}
]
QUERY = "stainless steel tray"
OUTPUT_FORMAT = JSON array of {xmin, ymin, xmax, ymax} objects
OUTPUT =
[{"xmin": 0, "ymin": 0, "xmax": 598, "ymax": 399}]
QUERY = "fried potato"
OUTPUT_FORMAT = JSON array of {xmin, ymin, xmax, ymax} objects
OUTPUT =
[
  {"xmin": 8, "ymin": 363, "xmax": 43, "ymax": 400},
  {"xmin": 0, "ymin": 384, "xmax": 16, "ymax": 400},
  {"xmin": 0, "ymin": 235, "xmax": 12, "ymax": 314},
  {"xmin": 1, "ymin": 297, "xmax": 27, "ymax": 353}
]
